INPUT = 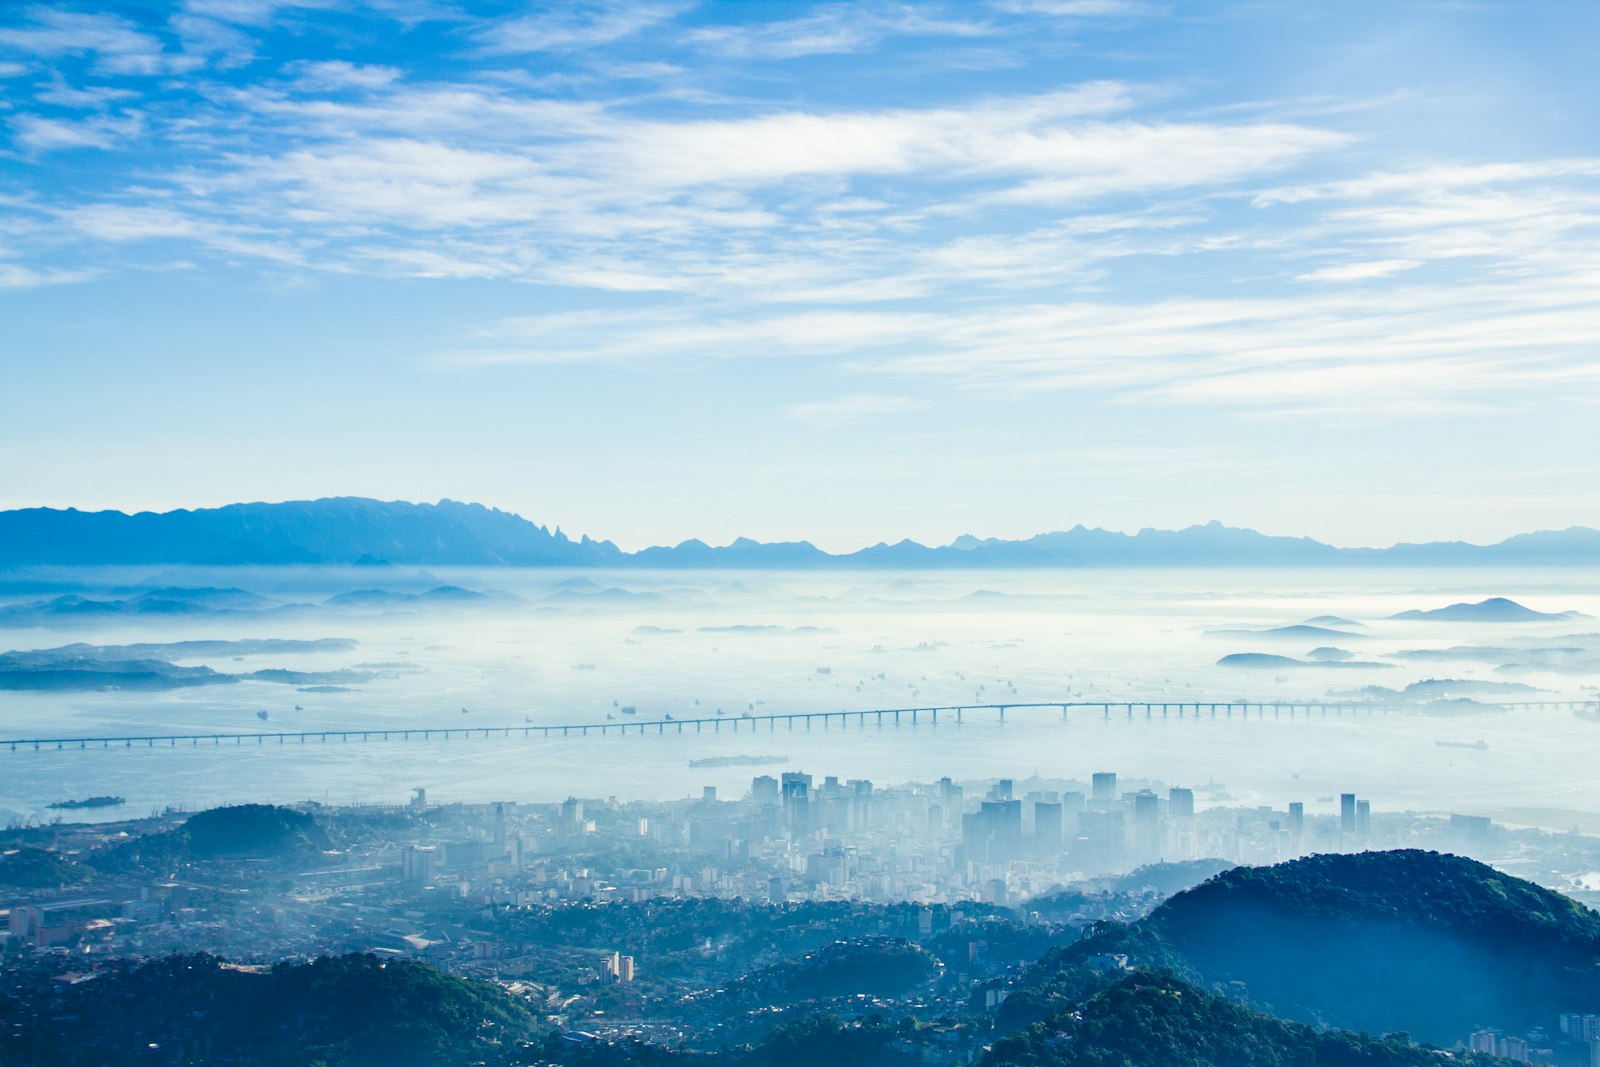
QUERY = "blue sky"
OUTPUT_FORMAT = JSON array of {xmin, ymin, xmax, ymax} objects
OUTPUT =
[{"xmin": 3, "ymin": 0, "xmax": 1599, "ymax": 550}]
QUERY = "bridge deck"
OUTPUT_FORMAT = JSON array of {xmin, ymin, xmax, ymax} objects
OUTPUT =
[{"xmin": 4, "ymin": 699, "xmax": 1597, "ymax": 751}]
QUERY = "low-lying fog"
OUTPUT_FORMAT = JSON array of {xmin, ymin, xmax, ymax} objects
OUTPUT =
[{"xmin": 2, "ymin": 565, "xmax": 1598, "ymax": 826}]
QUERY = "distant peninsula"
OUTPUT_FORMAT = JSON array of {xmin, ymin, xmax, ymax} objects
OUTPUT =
[{"xmin": 3, "ymin": 497, "xmax": 1599, "ymax": 568}]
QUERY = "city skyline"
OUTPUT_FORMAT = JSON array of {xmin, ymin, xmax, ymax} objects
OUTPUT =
[{"xmin": 5, "ymin": 1, "xmax": 1600, "ymax": 550}]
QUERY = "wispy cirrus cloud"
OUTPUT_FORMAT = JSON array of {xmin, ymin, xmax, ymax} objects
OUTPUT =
[
  {"xmin": 9, "ymin": 111, "xmax": 144, "ymax": 151},
  {"xmin": 178, "ymin": 0, "xmax": 341, "ymax": 28},
  {"xmin": 283, "ymin": 59, "xmax": 403, "ymax": 92},
  {"xmin": 438, "ymin": 257, "xmax": 1600, "ymax": 418},
  {"xmin": 0, "ymin": 260, "xmax": 95, "ymax": 287},
  {"xmin": 1295, "ymin": 258, "xmax": 1420, "ymax": 282},
  {"xmin": 0, "ymin": 7, "xmax": 200, "ymax": 75},
  {"xmin": 21, "ymin": 76, "xmax": 1341, "ymax": 292},
  {"xmin": 686, "ymin": 4, "xmax": 993, "ymax": 59},
  {"xmin": 477, "ymin": 3, "xmax": 687, "ymax": 54},
  {"xmin": 993, "ymin": 0, "xmax": 1154, "ymax": 14}
]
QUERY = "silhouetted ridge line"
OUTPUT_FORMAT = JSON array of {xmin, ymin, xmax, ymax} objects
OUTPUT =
[{"xmin": 2, "ymin": 499, "xmax": 1597, "ymax": 566}]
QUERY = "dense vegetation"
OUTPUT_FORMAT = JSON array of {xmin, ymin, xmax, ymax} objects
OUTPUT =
[
  {"xmin": 0, "ymin": 846, "xmax": 94, "ymax": 888},
  {"xmin": 183, "ymin": 803, "xmax": 333, "ymax": 859},
  {"xmin": 0, "ymin": 953, "xmax": 538, "ymax": 1066},
  {"xmin": 1004, "ymin": 850, "xmax": 1600, "ymax": 1044},
  {"xmin": 494, "ymin": 897, "xmax": 1019, "ymax": 984},
  {"xmin": 713, "ymin": 938, "xmax": 939, "ymax": 1008},
  {"xmin": 986, "ymin": 972, "xmax": 1509, "ymax": 1067},
  {"xmin": 1145, "ymin": 849, "xmax": 1600, "ymax": 1041}
]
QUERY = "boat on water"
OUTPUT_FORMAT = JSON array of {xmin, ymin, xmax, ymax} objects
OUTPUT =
[
  {"xmin": 256, "ymin": 710, "xmax": 269, "ymax": 721},
  {"xmin": 1436, "ymin": 739, "xmax": 1489, "ymax": 750}
]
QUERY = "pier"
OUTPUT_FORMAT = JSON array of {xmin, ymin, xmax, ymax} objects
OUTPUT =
[{"xmin": 4, "ymin": 699, "xmax": 1599, "ymax": 752}]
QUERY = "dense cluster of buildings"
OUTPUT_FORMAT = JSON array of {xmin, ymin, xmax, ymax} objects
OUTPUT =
[{"xmin": 0, "ymin": 767, "xmax": 1553, "ymax": 964}]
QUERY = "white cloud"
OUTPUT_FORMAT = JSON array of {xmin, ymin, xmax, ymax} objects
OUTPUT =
[
  {"xmin": 1296, "ymin": 258, "xmax": 1421, "ymax": 282},
  {"xmin": 10, "ymin": 111, "xmax": 144, "ymax": 151},
  {"xmin": 0, "ymin": 9, "xmax": 160, "ymax": 59},
  {"xmin": 32, "ymin": 80, "xmax": 140, "ymax": 109},
  {"xmin": 167, "ymin": 13, "xmax": 256, "ymax": 67},
  {"xmin": 179, "ymin": 0, "xmax": 339, "ymax": 28},
  {"xmin": 7, "ymin": 77, "xmax": 1352, "ymax": 295},
  {"xmin": 0, "ymin": 260, "xmax": 94, "ymax": 287},
  {"xmin": 166, "ymin": 81, "xmax": 1326, "ymax": 257},
  {"xmin": 0, "ymin": 8, "xmax": 202, "ymax": 76},
  {"xmin": 1254, "ymin": 160, "xmax": 1600, "ymax": 207},
  {"xmin": 285, "ymin": 60, "xmax": 404, "ymax": 92},
  {"xmin": 437, "ymin": 263, "xmax": 1600, "ymax": 418},
  {"xmin": 478, "ymin": 4, "xmax": 685, "ymax": 53},
  {"xmin": 68, "ymin": 204, "xmax": 206, "ymax": 241},
  {"xmin": 991, "ymin": 0, "xmax": 1154, "ymax": 15},
  {"xmin": 687, "ymin": 5, "xmax": 992, "ymax": 60}
]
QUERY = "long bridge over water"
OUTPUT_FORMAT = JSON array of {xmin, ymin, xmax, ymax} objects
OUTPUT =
[{"xmin": 5, "ymin": 699, "xmax": 1599, "ymax": 752}]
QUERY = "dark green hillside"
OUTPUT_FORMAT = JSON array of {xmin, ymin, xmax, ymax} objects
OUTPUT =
[
  {"xmin": 998, "ymin": 851, "xmax": 1600, "ymax": 1045},
  {"xmin": 715, "ymin": 937, "xmax": 940, "ymax": 1008},
  {"xmin": 0, "ymin": 846, "xmax": 94, "ymax": 888},
  {"xmin": 0, "ymin": 953, "xmax": 538, "ymax": 1066},
  {"xmin": 986, "ymin": 972, "xmax": 1508, "ymax": 1067},
  {"xmin": 184, "ymin": 803, "xmax": 334, "ymax": 859},
  {"xmin": 1143, "ymin": 850, "xmax": 1600, "ymax": 1040}
]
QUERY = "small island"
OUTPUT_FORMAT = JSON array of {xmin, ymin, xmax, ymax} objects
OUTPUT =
[
  {"xmin": 47, "ymin": 795, "xmax": 125, "ymax": 810},
  {"xmin": 688, "ymin": 755, "xmax": 789, "ymax": 768}
]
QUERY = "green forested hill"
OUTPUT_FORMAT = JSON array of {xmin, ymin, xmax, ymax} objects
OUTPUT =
[
  {"xmin": 986, "ymin": 972, "xmax": 1509, "ymax": 1067},
  {"xmin": 0, "ymin": 953, "xmax": 539, "ymax": 1066},
  {"xmin": 1145, "ymin": 850, "xmax": 1600, "ymax": 1040},
  {"xmin": 1003, "ymin": 850, "xmax": 1600, "ymax": 1044}
]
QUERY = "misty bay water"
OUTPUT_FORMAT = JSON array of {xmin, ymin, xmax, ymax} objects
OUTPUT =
[{"xmin": 2, "ymin": 566, "xmax": 1598, "ymax": 826}]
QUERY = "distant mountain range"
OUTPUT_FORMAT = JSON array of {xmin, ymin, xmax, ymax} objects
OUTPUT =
[{"xmin": 3, "ymin": 497, "xmax": 1599, "ymax": 567}]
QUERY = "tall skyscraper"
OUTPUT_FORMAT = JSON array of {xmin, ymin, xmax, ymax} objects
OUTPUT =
[
  {"xmin": 1168, "ymin": 787, "xmax": 1195, "ymax": 819},
  {"xmin": 1340, "ymin": 793, "xmax": 1357, "ymax": 834},
  {"xmin": 1132, "ymin": 790, "xmax": 1160, "ymax": 861},
  {"xmin": 1091, "ymin": 772, "xmax": 1118, "ymax": 802},
  {"xmin": 1033, "ymin": 801, "xmax": 1064, "ymax": 856},
  {"xmin": 781, "ymin": 772, "xmax": 813, "ymax": 833},
  {"xmin": 751, "ymin": 775, "xmax": 780, "ymax": 806},
  {"xmin": 965, "ymin": 799, "xmax": 1023, "ymax": 864},
  {"xmin": 1060, "ymin": 791, "xmax": 1086, "ymax": 834}
]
